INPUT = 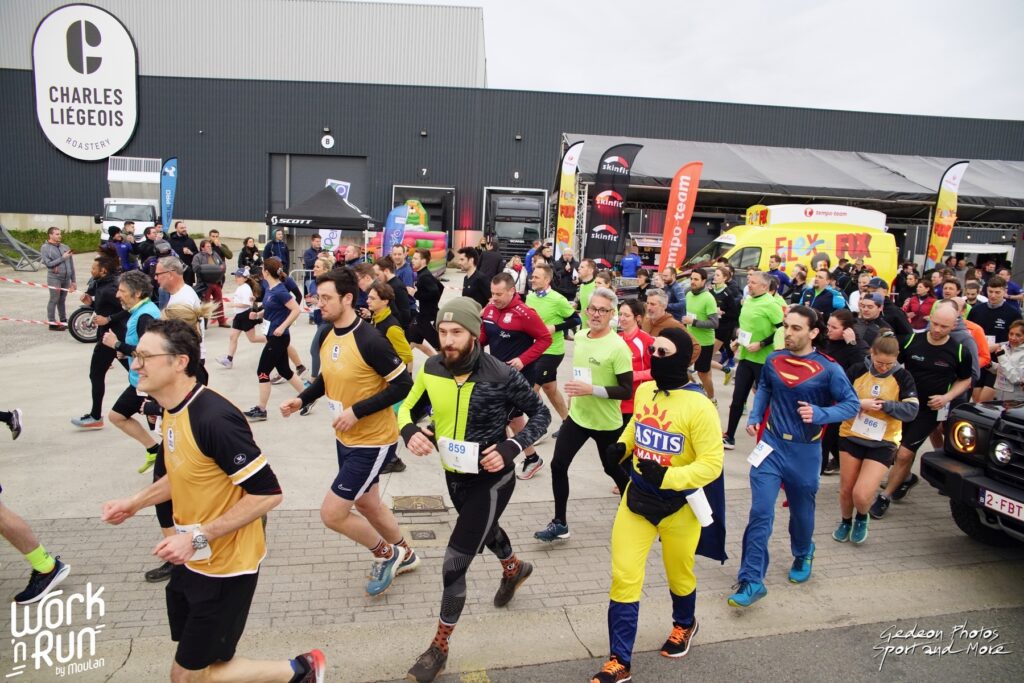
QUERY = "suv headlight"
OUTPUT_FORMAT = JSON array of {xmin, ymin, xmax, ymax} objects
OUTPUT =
[
  {"xmin": 951, "ymin": 421, "xmax": 977, "ymax": 452},
  {"xmin": 993, "ymin": 441, "xmax": 1012, "ymax": 465}
]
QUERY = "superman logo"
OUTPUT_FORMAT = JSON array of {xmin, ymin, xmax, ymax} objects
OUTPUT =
[{"xmin": 771, "ymin": 355, "xmax": 824, "ymax": 387}]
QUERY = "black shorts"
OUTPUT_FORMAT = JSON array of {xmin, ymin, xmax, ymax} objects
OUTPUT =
[
  {"xmin": 111, "ymin": 384, "xmax": 146, "ymax": 417},
  {"xmin": 257, "ymin": 334, "xmax": 292, "ymax": 382},
  {"xmin": 231, "ymin": 311, "xmax": 257, "ymax": 332},
  {"xmin": 332, "ymin": 441, "xmax": 396, "ymax": 501},
  {"xmin": 715, "ymin": 321, "xmax": 737, "ymax": 344},
  {"xmin": 899, "ymin": 408, "xmax": 939, "ymax": 454},
  {"xmin": 978, "ymin": 368, "xmax": 996, "ymax": 389},
  {"xmin": 406, "ymin": 315, "xmax": 439, "ymax": 348},
  {"xmin": 533, "ymin": 353, "xmax": 564, "ymax": 385},
  {"xmin": 839, "ymin": 437, "xmax": 896, "ymax": 467},
  {"xmin": 167, "ymin": 567, "xmax": 258, "ymax": 671},
  {"xmin": 694, "ymin": 345, "xmax": 714, "ymax": 373}
]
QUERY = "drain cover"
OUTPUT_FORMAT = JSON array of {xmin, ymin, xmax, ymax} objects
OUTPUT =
[
  {"xmin": 411, "ymin": 530, "xmax": 436, "ymax": 540},
  {"xmin": 392, "ymin": 495, "xmax": 446, "ymax": 512}
]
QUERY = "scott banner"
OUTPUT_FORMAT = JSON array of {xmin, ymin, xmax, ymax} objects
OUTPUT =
[
  {"xmin": 583, "ymin": 144, "xmax": 642, "ymax": 268},
  {"xmin": 657, "ymin": 161, "xmax": 703, "ymax": 272},
  {"xmin": 923, "ymin": 160, "xmax": 970, "ymax": 270},
  {"xmin": 160, "ymin": 157, "xmax": 177, "ymax": 236},
  {"xmin": 554, "ymin": 141, "xmax": 584, "ymax": 260}
]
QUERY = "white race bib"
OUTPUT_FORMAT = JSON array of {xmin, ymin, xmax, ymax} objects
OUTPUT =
[
  {"xmin": 175, "ymin": 523, "xmax": 212, "ymax": 561},
  {"xmin": 327, "ymin": 399, "xmax": 344, "ymax": 419},
  {"xmin": 747, "ymin": 440, "xmax": 773, "ymax": 468},
  {"xmin": 737, "ymin": 329, "xmax": 753, "ymax": 346},
  {"xmin": 685, "ymin": 488, "xmax": 714, "ymax": 527},
  {"xmin": 260, "ymin": 319, "xmax": 271, "ymax": 336},
  {"xmin": 850, "ymin": 411, "xmax": 886, "ymax": 441},
  {"xmin": 573, "ymin": 366, "xmax": 593, "ymax": 384},
  {"xmin": 986, "ymin": 335, "xmax": 996, "ymax": 346},
  {"xmin": 936, "ymin": 404, "xmax": 950, "ymax": 421},
  {"xmin": 438, "ymin": 437, "xmax": 480, "ymax": 474}
]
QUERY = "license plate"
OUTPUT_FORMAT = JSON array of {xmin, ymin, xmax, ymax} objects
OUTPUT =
[{"xmin": 979, "ymin": 488, "xmax": 1024, "ymax": 522}]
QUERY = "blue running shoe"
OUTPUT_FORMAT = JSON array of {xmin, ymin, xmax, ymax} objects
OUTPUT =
[
  {"xmin": 534, "ymin": 520, "xmax": 570, "ymax": 542},
  {"xmin": 851, "ymin": 518, "xmax": 869, "ymax": 545},
  {"xmin": 832, "ymin": 521, "xmax": 852, "ymax": 543},
  {"xmin": 367, "ymin": 545, "xmax": 406, "ymax": 596},
  {"xmin": 727, "ymin": 581, "xmax": 767, "ymax": 608},
  {"xmin": 788, "ymin": 543, "xmax": 815, "ymax": 583}
]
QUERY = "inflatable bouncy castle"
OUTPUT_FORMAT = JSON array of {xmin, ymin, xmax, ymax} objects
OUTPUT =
[{"xmin": 367, "ymin": 200, "xmax": 448, "ymax": 275}]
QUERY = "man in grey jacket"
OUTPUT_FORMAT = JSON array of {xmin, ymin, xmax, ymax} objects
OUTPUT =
[{"xmin": 39, "ymin": 227, "xmax": 76, "ymax": 331}]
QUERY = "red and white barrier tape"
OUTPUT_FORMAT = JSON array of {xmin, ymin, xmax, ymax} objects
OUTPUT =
[
  {"xmin": 0, "ymin": 276, "xmax": 73, "ymax": 292},
  {"xmin": 0, "ymin": 316, "xmax": 59, "ymax": 326}
]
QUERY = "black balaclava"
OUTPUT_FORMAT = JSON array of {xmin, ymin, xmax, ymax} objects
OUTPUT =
[{"xmin": 651, "ymin": 328, "xmax": 694, "ymax": 392}]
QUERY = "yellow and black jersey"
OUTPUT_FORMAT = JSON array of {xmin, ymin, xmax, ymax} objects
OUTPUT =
[
  {"xmin": 840, "ymin": 363, "xmax": 919, "ymax": 446},
  {"xmin": 161, "ymin": 385, "xmax": 281, "ymax": 577}
]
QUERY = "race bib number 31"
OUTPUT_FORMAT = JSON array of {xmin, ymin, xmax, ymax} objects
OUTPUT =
[
  {"xmin": 438, "ymin": 437, "xmax": 480, "ymax": 474},
  {"xmin": 573, "ymin": 366, "xmax": 592, "ymax": 384}
]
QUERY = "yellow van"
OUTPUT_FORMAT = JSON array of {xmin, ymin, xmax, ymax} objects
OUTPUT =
[{"xmin": 683, "ymin": 204, "xmax": 898, "ymax": 285}]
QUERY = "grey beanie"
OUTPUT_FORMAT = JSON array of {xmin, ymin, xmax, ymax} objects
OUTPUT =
[{"xmin": 436, "ymin": 297, "xmax": 483, "ymax": 336}]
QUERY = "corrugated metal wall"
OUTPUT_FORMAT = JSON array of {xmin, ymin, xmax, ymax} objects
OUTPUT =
[
  {"xmin": 2, "ymin": 69, "xmax": 1022, "ymax": 227},
  {"xmin": 0, "ymin": 0, "xmax": 486, "ymax": 87}
]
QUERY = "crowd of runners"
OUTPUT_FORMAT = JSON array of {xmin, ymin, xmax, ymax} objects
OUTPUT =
[{"xmin": 3, "ymin": 227, "xmax": 1022, "ymax": 682}]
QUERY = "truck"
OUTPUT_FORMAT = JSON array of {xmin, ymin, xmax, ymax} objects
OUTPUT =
[
  {"xmin": 482, "ymin": 187, "xmax": 547, "ymax": 261},
  {"xmin": 94, "ymin": 156, "xmax": 162, "ymax": 241},
  {"xmin": 921, "ymin": 402, "xmax": 1024, "ymax": 546}
]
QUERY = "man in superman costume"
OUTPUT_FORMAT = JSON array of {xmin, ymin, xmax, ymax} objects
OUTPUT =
[
  {"xmin": 729, "ymin": 305, "xmax": 859, "ymax": 608},
  {"xmin": 591, "ymin": 328, "xmax": 727, "ymax": 683}
]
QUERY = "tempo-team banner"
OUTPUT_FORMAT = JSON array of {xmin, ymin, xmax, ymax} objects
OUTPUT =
[
  {"xmin": 657, "ymin": 161, "xmax": 703, "ymax": 272},
  {"xmin": 583, "ymin": 143, "xmax": 642, "ymax": 269},
  {"xmin": 161, "ymin": 157, "xmax": 177, "ymax": 235},
  {"xmin": 554, "ymin": 141, "xmax": 584, "ymax": 260},
  {"xmin": 923, "ymin": 160, "xmax": 970, "ymax": 271}
]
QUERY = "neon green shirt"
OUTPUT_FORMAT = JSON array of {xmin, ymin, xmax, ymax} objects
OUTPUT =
[
  {"xmin": 569, "ymin": 330, "xmax": 633, "ymax": 431},
  {"xmin": 578, "ymin": 279, "xmax": 596, "ymax": 327},
  {"xmin": 685, "ymin": 288, "xmax": 717, "ymax": 347},
  {"xmin": 737, "ymin": 293, "xmax": 785, "ymax": 364},
  {"xmin": 526, "ymin": 288, "xmax": 576, "ymax": 356}
]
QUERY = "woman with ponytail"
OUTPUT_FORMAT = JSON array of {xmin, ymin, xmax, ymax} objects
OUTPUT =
[{"xmin": 218, "ymin": 268, "xmax": 266, "ymax": 369}]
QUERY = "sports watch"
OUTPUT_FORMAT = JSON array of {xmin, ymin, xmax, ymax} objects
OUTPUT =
[{"xmin": 191, "ymin": 528, "xmax": 209, "ymax": 551}]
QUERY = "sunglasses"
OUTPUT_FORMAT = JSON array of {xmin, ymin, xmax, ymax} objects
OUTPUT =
[{"xmin": 648, "ymin": 345, "xmax": 674, "ymax": 357}]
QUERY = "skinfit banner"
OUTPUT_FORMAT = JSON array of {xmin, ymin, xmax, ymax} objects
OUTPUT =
[
  {"xmin": 555, "ymin": 141, "xmax": 584, "ymax": 260},
  {"xmin": 583, "ymin": 144, "xmax": 642, "ymax": 269},
  {"xmin": 382, "ymin": 204, "xmax": 408, "ymax": 255},
  {"xmin": 923, "ymin": 160, "xmax": 970, "ymax": 271},
  {"xmin": 160, "ymin": 157, "xmax": 177, "ymax": 235},
  {"xmin": 657, "ymin": 161, "xmax": 703, "ymax": 272}
]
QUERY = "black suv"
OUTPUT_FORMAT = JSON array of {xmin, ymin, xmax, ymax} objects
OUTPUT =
[{"xmin": 922, "ymin": 401, "xmax": 1024, "ymax": 546}]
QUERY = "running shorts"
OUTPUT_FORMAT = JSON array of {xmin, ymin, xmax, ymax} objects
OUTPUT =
[
  {"xmin": 231, "ymin": 311, "xmax": 257, "ymax": 332},
  {"xmin": 533, "ymin": 353, "xmax": 564, "ymax": 385},
  {"xmin": 715, "ymin": 321, "xmax": 737, "ymax": 345},
  {"xmin": 899, "ymin": 408, "xmax": 939, "ymax": 454},
  {"xmin": 978, "ymin": 367, "xmax": 996, "ymax": 389},
  {"xmin": 331, "ymin": 441, "xmax": 397, "ymax": 501},
  {"xmin": 694, "ymin": 345, "xmax": 714, "ymax": 373},
  {"xmin": 838, "ymin": 437, "xmax": 897, "ymax": 467},
  {"xmin": 167, "ymin": 567, "xmax": 258, "ymax": 671},
  {"xmin": 112, "ymin": 385, "xmax": 146, "ymax": 417}
]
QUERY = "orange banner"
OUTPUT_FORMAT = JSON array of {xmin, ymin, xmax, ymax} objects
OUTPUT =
[
  {"xmin": 657, "ymin": 161, "xmax": 703, "ymax": 272},
  {"xmin": 923, "ymin": 160, "xmax": 970, "ymax": 270}
]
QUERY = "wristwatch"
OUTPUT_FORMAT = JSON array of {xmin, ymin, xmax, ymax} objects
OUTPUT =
[{"xmin": 191, "ymin": 528, "xmax": 209, "ymax": 551}]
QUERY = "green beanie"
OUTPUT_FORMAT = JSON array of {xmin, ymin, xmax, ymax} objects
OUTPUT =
[{"xmin": 436, "ymin": 297, "xmax": 483, "ymax": 336}]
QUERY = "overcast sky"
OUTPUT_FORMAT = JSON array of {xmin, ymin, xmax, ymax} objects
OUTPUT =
[{"xmin": 400, "ymin": 0, "xmax": 1023, "ymax": 121}]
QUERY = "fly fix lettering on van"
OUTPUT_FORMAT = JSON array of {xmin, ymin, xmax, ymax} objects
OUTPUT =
[
  {"xmin": 774, "ymin": 234, "xmax": 826, "ymax": 262},
  {"xmin": 836, "ymin": 233, "xmax": 873, "ymax": 260}
]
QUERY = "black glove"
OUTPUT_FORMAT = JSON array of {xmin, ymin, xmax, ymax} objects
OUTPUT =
[
  {"xmin": 495, "ymin": 439, "xmax": 522, "ymax": 467},
  {"xmin": 636, "ymin": 457, "xmax": 667, "ymax": 489},
  {"xmin": 605, "ymin": 442, "xmax": 627, "ymax": 464}
]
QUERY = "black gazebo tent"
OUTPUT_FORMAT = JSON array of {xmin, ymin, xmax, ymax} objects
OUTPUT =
[{"xmin": 265, "ymin": 187, "xmax": 379, "ymax": 233}]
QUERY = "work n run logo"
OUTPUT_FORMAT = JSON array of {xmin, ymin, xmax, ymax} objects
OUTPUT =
[
  {"xmin": 32, "ymin": 4, "xmax": 138, "ymax": 161},
  {"xmin": 8, "ymin": 583, "xmax": 107, "ymax": 678}
]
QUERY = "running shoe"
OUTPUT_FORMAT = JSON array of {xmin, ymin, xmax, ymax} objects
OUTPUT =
[
  {"xmin": 299, "ymin": 400, "xmax": 317, "ymax": 416},
  {"xmin": 517, "ymin": 455, "xmax": 544, "ymax": 480},
  {"xmin": 397, "ymin": 549, "xmax": 421, "ymax": 576},
  {"xmin": 138, "ymin": 451, "xmax": 157, "ymax": 474},
  {"xmin": 145, "ymin": 561, "xmax": 173, "ymax": 583},
  {"xmin": 295, "ymin": 649, "xmax": 326, "ymax": 683},
  {"xmin": 270, "ymin": 373, "xmax": 286, "ymax": 385},
  {"xmin": 244, "ymin": 406, "xmax": 268, "ymax": 422},
  {"xmin": 788, "ymin": 543, "xmax": 815, "ymax": 583},
  {"xmin": 822, "ymin": 457, "xmax": 839, "ymax": 475},
  {"xmin": 727, "ymin": 580, "xmax": 767, "ymax": 608},
  {"xmin": 891, "ymin": 473, "xmax": 919, "ymax": 501},
  {"xmin": 381, "ymin": 456, "xmax": 407, "ymax": 473},
  {"xmin": 534, "ymin": 520, "xmax": 570, "ymax": 543},
  {"xmin": 367, "ymin": 544, "xmax": 406, "ymax": 596},
  {"xmin": 722, "ymin": 435, "xmax": 736, "ymax": 450},
  {"xmin": 661, "ymin": 618, "xmax": 699, "ymax": 658},
  {"xmin": 493, "ymin": 561, "xmax": 533, "ymax": 607},
  {"xmin": 869, "ymin": 493, "xmax": 891, "ymax": 519},
  {"xmin": 407, "ymin": 644, "xmax": 447, "ymax": 683},
  {"xmin": 302, "ymin": 379, "xmax": 313, "ymax": 390},
  {"xmin": 851, "ymin": 517, "xmax": 869, "ymax": 545},
  {"xmin": 723, "ymin": 366, "xmax": 733, "ymax": 385},
  {"xmin": 14, "ymin": 557, "xmax": 70, "ymax": 605},
  {"xmin": 8, "ymin": 408, "xmax": 22, "ymax": 440},
  {"xmin": 832, "ymin": 520, "xmax": 852, "ymax": 543},
  {"xmin": 71, "ymin": 414, "xmax": 104, "ymax": 430},
  {"xmin": 590, "ymin": 656, "xmax": 631, "ymax": 683},
  {"xmin": 217, "ymin": 356, "xmax": 233, "ymax": 369}
]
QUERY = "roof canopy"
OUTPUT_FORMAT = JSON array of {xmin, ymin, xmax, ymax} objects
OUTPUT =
[
  {"xmin": 565, "ymin": 133, "xmax": 1024, "ymax": 223},
  {"xmin": 266, "ymin": 187, "xmax": 379, "ymax": 231}
]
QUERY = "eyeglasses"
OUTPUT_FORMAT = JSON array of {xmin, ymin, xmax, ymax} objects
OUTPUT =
[
  {"xmin": 648, "ymin": 345, "xmax": 675, "ymax": 357},
  {"xmin": 131, "ymin": 352, "xmax": 176, "ymax": 368},
  {"xmin": 153, "ymin": 270, "xmax": 170, "ymax": 278},
  {"xmin": 586, "ymin": 306, "xmax": 614, "ymax": 316}
]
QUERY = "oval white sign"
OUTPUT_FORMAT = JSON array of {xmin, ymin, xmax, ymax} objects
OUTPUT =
[{"xmin": 32, "ymin": 4, "xmax": 139, "ymax": 162}]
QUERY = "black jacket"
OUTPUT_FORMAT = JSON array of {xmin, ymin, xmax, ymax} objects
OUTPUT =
[
  {"xmin": 388, "ymin": 275, "xmax": 412, "ymax": 327},
  {"xmin": 552, "ymin": 256, "xmax": 579, "ymax": 300},
  {"xmin": 168, "ymin": 233, "xmax": 199, "ymax": 284},
  {"xmin": 462, "ymin": 269, "xmax": 491, "ymax": 308},
  {"xmin": 413, "ymin": 267, "xmax": 443, "ymax": 321},
  {"xmin": 478, "ymin": 249, "xmax": 503, "ymax": 281},
  {"xmin": 88, "ymin": 274, "xmax": 125, "ymax": 338},
  {"xmin": 881, "ymin": 299, "xmax": 914, "ymax": 336}
]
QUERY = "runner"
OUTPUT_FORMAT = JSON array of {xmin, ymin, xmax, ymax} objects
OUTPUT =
[
  {"xmin": 722, "ymin": 271, "xmax": 785, "ymax": 450},
  {"xmin": 158, "ymin": 257, "xmax": 210, "ymax": 386},
  {"xmin": 592, "ymin": 328, "xmax": 725, "ymax": 683},
  {"xmin": 243, "ymin": 257, "xmax": 307, "ymax": 422},
  {"xmin": 525, "ymin": 263, "xmax": 580, "ymax": 446},
  {"xmin": 373, "ymin": 256, "xmax": 412, "ymax": 328},
  {"xmin": 368, "ymin": 281, "xmax": 414, "ymax": 367},
  {"xmin": 397, "ymin": 297, "xmax": 550, "ymax": 683},
  {"xmin": 101, "ymin": 319, "xmax": 325, "ymax": 683},
  {"xmin": 535, "ymin": 287, "xmax": 634, "ymax": 542},
  {"xmin": 710, "ymin": 265, "xmax": 740, "ymax": 383},
  {"xmin": 280, "ymin": 268, "xmax": 418, "ymax": 597},
  {"xmin": 480, "ymin": 272, "xmax": 552, "ymax": 479},
  {"xmin": 683, "ymin": 269, "xmax": 719, "ymax": 403},
  {"xmin": 728, "ymin": 305, "xmax": 859, "ymax": 607},
  {"xmin": 407, "ymin": 248, "xmax": 442, "ymax": 356},
  {"xmin": 298, "ymin": 256, "xmax": 335, "ymax": 416},
  {"xmin": 576, "ymin": 259, "xmax": 598, "ymax": 327},
  {"xmin": 834, "ymin": 335, "xmax": 919, "ymax": 545},
  {"xmin": 218, "ymin": 268, "xmax": 266, "ymax": 369},
  {"xmin": 869, "ymin": 301, "xmax": 973, "ymax": 519},
  {"xmin": 458, "ymin": 247, "xmax": 490, "ymax": 307},
  {"xmin": 968, "ymin": 275, "xmax": 1022, "ymax": 401},
  {"xmin": 616, "ymin": 299, "xmax": 653, "ymax": 430},
  {"xmin": 0, "ymin": 409, "xmax": 22, "ymax": 440},
  {"xmin": 993, "ymin": 320, "xmax": 1024, "ymax": 400}
]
